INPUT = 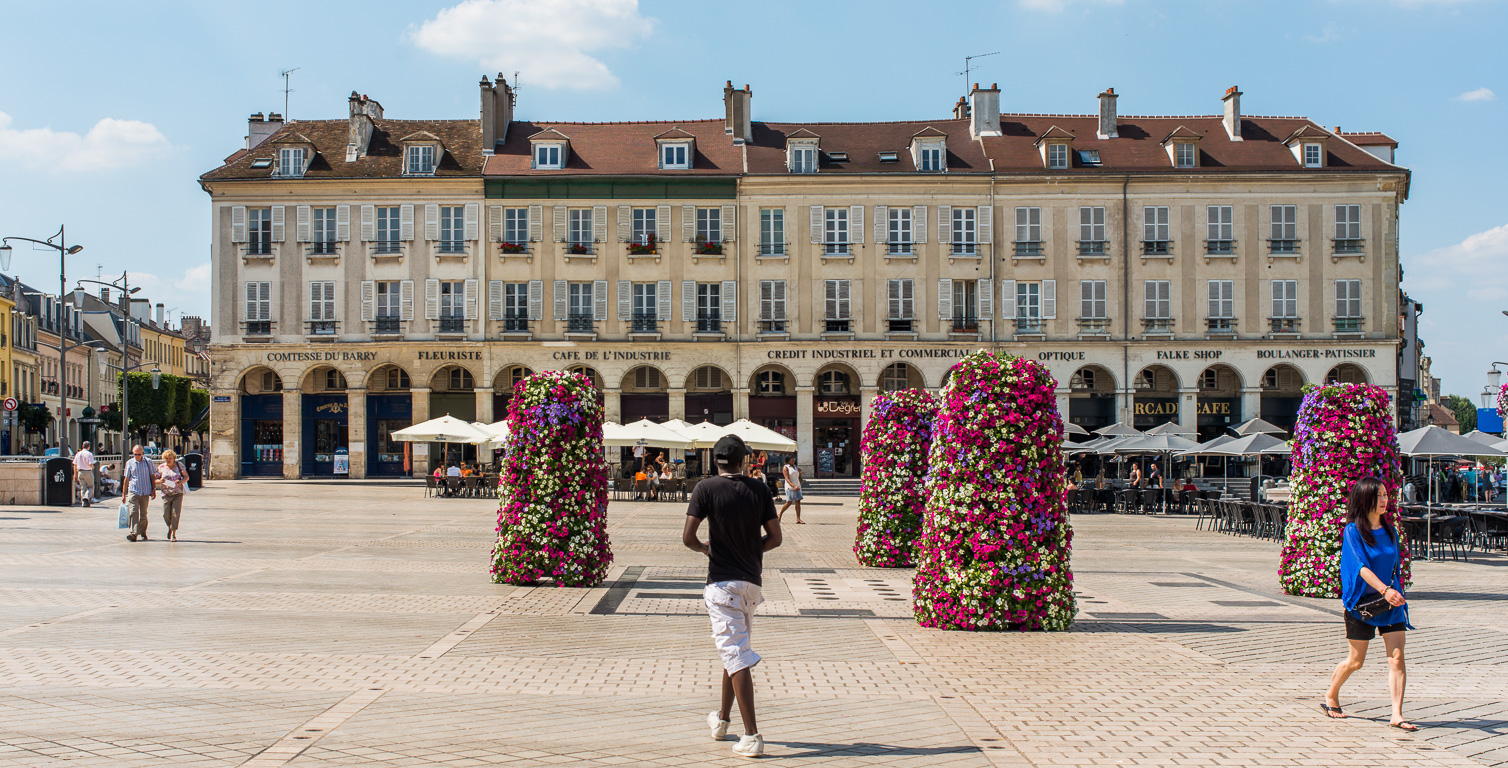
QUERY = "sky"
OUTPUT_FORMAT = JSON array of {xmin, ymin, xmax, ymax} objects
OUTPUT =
[{"xmin": 0, "ymin": 0, "xmax": 1503, "ymax": 401}]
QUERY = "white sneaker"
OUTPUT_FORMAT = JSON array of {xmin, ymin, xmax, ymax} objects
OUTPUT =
[
  {"xmin": 707, "ymin": 712, "xmax": 729, "ymax": 741},
  {"xmin": 732, "ymin": 734, "xmax": 764, "ymax": 757}
]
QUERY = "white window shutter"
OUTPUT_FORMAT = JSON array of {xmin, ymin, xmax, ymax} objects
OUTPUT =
[
  {"xmin": 271, "ymin": 205, "xmax": 285, "ymax": 242},
  {"xmin": 306, "ymin": 281, "xmax": 318, "ymax": 320},
  {"xmin": 1002, "ymin": 280, "xmax": 1017, "ymax": 319},
  {"xmin": 336, "ymin": 205, "xmax": 351, "ymax": 241},
  {"xmin": 721, "ymin": 204, "xmax": 737, "ymax": 242},
  {"xmin": 553, "ymin": 280, "xmax": 568, "ymax": 320},
  {"xmin": 257, "ymin": 282, "xmax": 271, "ymax": 321},
  {"xmin": 359, "ymin": 205, "xmax": 375, "ymax": 241},
  {"xmin": 682, "ymin": 280, "xmax": 696, "ymax": 322},
  {"xmin": 295, "ymin": 205, "xmax": 312, "ymax": 243},
  {"xmin": 593, "ymin": 280, "xmax": 608, "ymax": 321},
  {"xmin": 978, "ymin": 278, "xmax": 993, "ymax": 319},
  {"xmin": 874, "ymin": 206, "xmax": 888, "ymax": 243},
  {"xmin": 360, "ymin": 281, "xmax": 375, "ymax": 322},
  {"xmin": 464, "ymin": 203, "xmax": 480, "ymax": 241},
  {"xmin": 657, "ymin": 279, "xmax": 672, "ymax": 320},
  {"xmin": 886, "ymin": 280, "xmax": 900, "ymax": 320},
  {"xmin": 552, "ymin": 206, "xmax": 567, "ymax": 242},
  {"xmin": 656, "ymin": 204, "xmax": 671, "ymax": 241},
  {"xmin": 424, "ymin": 204, "xmax": 440, "ymax": 241},
  {"xmin": 617, "ymin": 280, "xmax": 632, "ymax": 321},
  {"xmin": 937, "ymin": 279, "xmax": 953, "ymax": 320},
  {"xmin": 913, "ymin": 205, "xmax": 928, "ymax": 244},
  {"xmin": 487, "ymin": 205, "xmax": 503, "ymax": 242},
  {"xmin": 1043, "ymin": 280, "xmax": 1057, "ymax": 319},
  {"xmin": 242, "ymin": 282, "xmax": 256, "ymax": 321},
  {"xmin": 681, "ymin": 205, "xmax": 696, "ymax": 243},
  {"xmin": 617, "ymin": 206, "xmax": 632, "ymax": 242},
  {"xmin": 978, "ymin": 205, "xmax": 993, "ymax": 245},
  {"xmin": 937, "ymin": 205, "xmax": 952, "ymax": 243},
  {"xmin": 489, "ymin": 280, "xmax": 505, "ymax": 321},
  {"xmin": 231, "ymin": 206, "xmax": 247, "ymax": 242},
  {"xmin": 529, "ymin": 204, "xmax": 543, "ymax": 242},
  {"xmin": 400, "ymin": 204, "xmax": 415, "ymax": 241},
  {"xmin": 849, "ymin": 205, "xmax": 864, "ymax": 244},
  {"xmin": 528, "ymin": 280, "xmax": 544, "ymax": 320},
  {"xmin": 722, "ymin": 280, "xmax": 737, "ymax": 321},
  {"xmin": 424, "ymin": 279, "xmax": 440, "ymax": 320},
  {"xmin": 593, "ymin": 205, "xmax": 608, "ymax": 242},
  {"xmin": 809, "ymin": 206, "xmax": 824, "ymax": 245},
  {"xmin": 399, "ymin": 280, "xmax": 415, "ymax": 321},
  {"xmin": 464, "ymin": 278, "xmax": 479, "ymax": 320}
]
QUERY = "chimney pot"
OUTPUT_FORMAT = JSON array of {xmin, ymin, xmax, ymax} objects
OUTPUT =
[
  {"xmin": 967, "ymin": 83, "xmax": 1000, "ymax": 138},
  {"xmin": 723, "ymin": 81, "xmax": 753, "ymax": 144},
  {"xmin": 1097, "ymin": 87, "xmax": 1119, "ymax": 139}
]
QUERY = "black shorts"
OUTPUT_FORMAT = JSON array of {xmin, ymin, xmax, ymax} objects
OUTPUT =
[{"xmin": 1345, "ymin": 611, "xmax": 1407, "ymax": 641}]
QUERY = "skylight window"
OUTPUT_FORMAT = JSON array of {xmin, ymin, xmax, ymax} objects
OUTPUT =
[
  {"xmin": 827, "ymin": 152, "xmax": 849, "ymax": 163},
  {"xmin": 878, "ymin": 151, "xmax": 899, "ymax": 162},
  {"xmin": 1077, "ymin": 150, "xmax": 1101, "ymax": 166},
  {"xmin": 250, "ymin": 158, "xmax": 273, "ymax": 169}
]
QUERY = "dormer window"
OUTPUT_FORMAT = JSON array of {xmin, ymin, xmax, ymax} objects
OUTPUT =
[
  {"xmin": 1303, "ymin": 142, "xmax": 1322, "ymax": 168},
  {"xmin": 920, "ymin": 147, "xmax": 944, "ymax": 172},
  {"xmin": 405, "ymin": 145, "xmax": 435, "ymax": 175},
  {"xmin": 660, "ymin": 142, "xmax": 690, "ymax": 169},
  {"xmin": 1174, "ymin": 143, "xmax": 1198, "ymax": 168},
  {"xmin": 788, "ymin": 144, "xmax": 817, "ymax": 173},
  {"xmin": 909, "ymin": 128, "xmax": 948, "ymax": 173},
  {"xmin": 1282, "ymin": 126, "xmax": 1329, "ymax": 168},
  {"xmin": 1047, "ymin": 143, "xmax": 1069, "ymax": 169},
  {"xmin": 276, "ymin": 147, "xmax": 306, "ymax": 178},
  {"xmin": 534, "ymin": 142, "xmax": 567, "ymax": 169}
]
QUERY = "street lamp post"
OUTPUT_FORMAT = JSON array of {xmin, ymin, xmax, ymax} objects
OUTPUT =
[
  {"xmin": 76, "ymin": 276, "xmax": 142, "ymax": 455},
  {"xmin": 1, "ymin": 227, "xmax": 83, "ymax": 451}
]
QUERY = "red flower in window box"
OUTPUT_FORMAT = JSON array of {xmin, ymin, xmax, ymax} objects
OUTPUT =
[
  {"xmin": 627, "ymin": 233, "xmax": 657, "ymax": 255},
  {"xmin": 695, "ymin": 241, "xmax": 723, "ymax": 255},
  {"xmin": 499, "ymin": 241, "xmax": 526, "ymax": 254},
  {"xmin": 567, "ymin": 243, "xmax": 590, "ymax": 255}
]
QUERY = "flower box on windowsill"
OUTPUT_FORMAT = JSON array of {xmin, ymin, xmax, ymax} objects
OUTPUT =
[
  {"xmin": 694, "ymin": 242, "xmax": 724, "ymax": 256},
  {"xmin": 498, "ymin": 242, "xmax": 529, "ymax": 255}
]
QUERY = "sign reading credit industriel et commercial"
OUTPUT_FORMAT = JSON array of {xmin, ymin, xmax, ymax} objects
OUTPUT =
[{"xmin": 766, "ymin": 347, "xmax": 968, "ymax": 360}]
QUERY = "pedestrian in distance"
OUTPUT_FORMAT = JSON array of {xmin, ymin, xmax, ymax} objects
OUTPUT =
[
  {"xmin": 123, "ymin": 445, "xmax": 158, "ymax": 542},
  {"xmin": 778, "ymin": 455, "xmax": 804, "ymax": 524},
  {"xmin": 682, "ymin": 435, "xmax": 782, "ymax": 758},
  {"xmin": 1147, "ymin": 462, "xmax": 1162, "ymax": 489},
  {"xmin": 157, "ymin": 449, "xmax": 187, "ymax": 542},
  {"xmin": 72, "ymin": 440, "xmax": 97, "ymax": 507},
  {"xmin": 1128, "ymin": 461, "xmax": 1143, "ymax": 489},
  {"xmin": 1322, "ymin": 476, "xmax": 1416, "ymax": 730}
]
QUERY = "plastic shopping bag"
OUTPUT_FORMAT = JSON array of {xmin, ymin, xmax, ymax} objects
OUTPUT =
[{"xmin": 118, "ymin": 503, "xmax": 129, "ymax": 529}]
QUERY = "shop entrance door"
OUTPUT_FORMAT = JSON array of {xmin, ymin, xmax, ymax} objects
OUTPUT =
[{"xmin": 813, "ymin": 419, "xmax": 859, "ymax": 477}]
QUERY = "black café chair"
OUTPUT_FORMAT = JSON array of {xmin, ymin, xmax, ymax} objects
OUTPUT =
[
  {"xmin": 424, "ymin": 475, "xmax": 438, "ymax": 498},
  {"xmin": 1140, "ymin": 489, "xmax": 1161, "ymax": 515}
]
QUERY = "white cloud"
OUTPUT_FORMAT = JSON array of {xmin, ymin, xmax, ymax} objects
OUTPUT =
[
  {"xmin": 1455, "ymin": 87, "xmax": 1495, "ymax": 102},
  {"xmin": 0, "ymin": 111, "xmax": 169, "ymax": 172},
  {"xmin": 1303, "ymin": 22, "xmax": 1348, "ymax": 43},
  {"xmin": 1019, "ymin": 0, "xmax": 1123, "ymax": 10},
  {"xmin": 411, "ymin": 0, "xmax": 654, "ymax": 90},
  {"xmin": 125, "ymin": 262, "xmax": 212, "ymax": 320},
  {"xmin": 1412, "ymin": 223, "xmax": 1508, "ymax": 298}
]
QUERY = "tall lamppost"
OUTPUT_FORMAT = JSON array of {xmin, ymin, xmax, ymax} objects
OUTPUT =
[
  {"xmin": 77, "ymin": 275, "xmax": 142, "ymax": 457},
  {"xmin": 0, "ymin": 227, "xmax": 83, "ymax": 450}
]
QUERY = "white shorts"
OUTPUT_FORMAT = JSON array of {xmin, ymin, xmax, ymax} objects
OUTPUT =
[{"xmin": 705, "ymin": 580, "xmax": 764, "ymax": 674}]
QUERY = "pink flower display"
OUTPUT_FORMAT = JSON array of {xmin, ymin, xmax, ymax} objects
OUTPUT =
[
  {"xmin": 491, "ymin": 370, "xmax": 612, "ymax": 587},
  {"xmin": 1497, "ymin": 383, "xmax": 1508, "ymax": 418},
  {"xmin": 1279, "ymin": 382, "xmax": 1411, "ymax": 597},
  {"xmin": 855, "ymin": 388, "xmax": 938, "ymax": 567},
  {"xmin": 912, "ymin": 350, "xmax": 1076, "ymax": 631}
]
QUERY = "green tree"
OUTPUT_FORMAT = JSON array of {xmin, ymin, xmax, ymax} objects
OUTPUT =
[
  {"xmin": 18, "ymin": 402, "xmax": 52, "ymax": 433},
  {"xmin": 1444, "ymin": 394, "xmax": 1477, "ymax": 433}
]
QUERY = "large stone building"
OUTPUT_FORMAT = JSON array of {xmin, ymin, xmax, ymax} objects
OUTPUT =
[{"xmin": 202, "ymin": 79, "xmax": 1409, "ymax": 480}]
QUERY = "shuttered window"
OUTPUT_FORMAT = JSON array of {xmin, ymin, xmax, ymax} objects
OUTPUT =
[
  {"xmin": 1336, "ymin": 279, "xmax": 1362, "ymax": 318},
  {"xmin": 695, "ymin": 208, "xmax": 721, "ymax": 245},
  {"xmin": 1272, "ymin": 280, "xmax": 1298, "ymax": 318},
  {"xmin": 759, "ymin": 208, "xmax": 784, "ymax": 255},
  {"xmin": 1207, "ymin": 280, "xmax": 1235, "ymax": 319},
  {"xmin": 1079, "ymin": 280, "xmax": 1107, "ymax": 319},
  {"xmin": 824, "ymin": 208, "xmax": 849, "ymax": 254},
  {"xmin": 1143, "ymin": 281, "xmax": 1171, "ymax": 320},
  {"xmin": 888, "ymin": 208, "xmax": 912, "ymax": 254}
]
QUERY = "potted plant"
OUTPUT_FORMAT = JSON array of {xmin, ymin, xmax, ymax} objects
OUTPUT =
[
  {"xmin": 628, "ymin": 233, "xmax": 657, "ymax": 255},
  {"xmin": 499, "ymin": 241, "xmax": 526, "ymax": 254},
  {"xmin": 695, "ymin": 240, "xmax": 723, "ymax": 255},
  {"xmin": 567, "ymin": 242, "xmax": 591, "ymax": 255}
]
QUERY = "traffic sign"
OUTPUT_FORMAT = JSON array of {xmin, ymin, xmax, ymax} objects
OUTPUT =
[{"xmin": 2, "ymin": 398, "xmax": 16, "ymax": 412}]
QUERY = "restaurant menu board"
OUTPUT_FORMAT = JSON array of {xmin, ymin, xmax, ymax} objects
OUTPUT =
[{"xmin": 816, "ymin": 449, "xmax": 835, "ymax": 476}]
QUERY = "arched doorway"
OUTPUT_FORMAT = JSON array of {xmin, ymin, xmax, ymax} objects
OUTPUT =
[
  {"xmin": 300, "ymin": 366, "xmax": 350, "ymax": 477},
  {"xmin": 565, "ymin": 365, "xmax": 605, "ymax": 409},
  {"xmin": 366, "ymin": 365, "xmax": 413, "ymax": 477},
  {"xmin": 1259, "ymin": 365, "xmax": 1304, "ymax": 434},
  {"xmin": 1070, "ymin": 365, "xmax": 1117, "ymax": 433},
  {"xmin": 1196, "ymin": 364, "xmax": 1243, "ymax": 441},
  {"xmin": 814, "ymin": 364, "xmax": 861, "ymax": 478},
  {"xmin": 749, "ymin": 365, "xmax": 797, "ymax": 443},
  {"xmin": 493, "ymin": 365, "xmax": 534, "ymax": 420},
  {"xmin": 429, "ymin": 365, "xmax": 477, "ymax": 466},
  {"xmin": 686, "ymin": 365, "xmax": 733, "ymax": 425},
  {"xmin": 621, "ymin": 365, "xmax": 668, "ymax": 422},
  {"xmin": 1132, "ymin": 365, "xmax": 1181, "ymax": 430},
  {"xmin": 239, "ymin": 366, "xmax": 284, "ymax": 477},
  {"xmin": 1325, "ymin": 363, "xmax": 1369, "ymax": 385},
  {"xmin": 878, "ymin": 362, "xmax": 925, "ymax": 392}
]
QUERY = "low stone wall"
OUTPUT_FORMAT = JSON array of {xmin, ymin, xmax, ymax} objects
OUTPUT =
[{"xmin": 0, "ymin": 461, "xmax": 44, "ymax": 506}]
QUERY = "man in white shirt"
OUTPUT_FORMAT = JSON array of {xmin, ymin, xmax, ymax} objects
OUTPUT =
[{"xmin": 72, "ymin": 441, "xmax": 97, "ymax": 507}]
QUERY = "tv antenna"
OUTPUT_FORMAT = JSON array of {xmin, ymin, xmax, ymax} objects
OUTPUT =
[
  {"xmin": 280, "ymin": 67, "xmax": 300, "ymax": 119},
  {"xmin": 955, "ymin": 52, "xmax": 999, "ymax": 95}
]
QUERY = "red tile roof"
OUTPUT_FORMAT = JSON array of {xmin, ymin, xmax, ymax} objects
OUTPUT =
[
  {"xmin": 485, "ymin": 120, "xmax": 740, "ymax": 176},
  {"xmin": 1339, "ymin": 131, "xmax": 1399, "ymax": 148},
  {"xmin": 201, "ymin": 118, "xmax": 482, "ymax": 182},
  {"xmin": 744, "ymin": 119, "xmax": 990, "ymax": 174}
]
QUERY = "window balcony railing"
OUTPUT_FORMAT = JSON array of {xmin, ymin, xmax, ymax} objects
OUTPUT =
[
  {"xmin": 437, "ymin": 316, "xmax": 466, "ymax": 334},
  {"xmin": 566, "ymin": 313, "xmax": 595, "ymax": 333},
  {"xmin": 759, "ymin": 319, "xmax": 787, "ymax": 334},
  {"xmin": 1269, "ymin": 239, "xmax": 1299, "ymax": 254},
  {"xmin": 823, "ymin": 242, "xmax": 851, "ymax": 256},
  {"xmin": 1014, "ymin": 318, "xmax": 1044, "ymax": 334},
  {"xmin": 245, "ymin": 321, "xmax": 272, "ymax": 336},
  {"xmin": 952, "ymin": 242, "xmax": 979, "ymax": 256},
  {"xmin": 886, "ymin": 243, "xmax": 915, "ymax": 256},
  {"xmin": 244, "ymin": 242, "xmax": 273, "ymax": 256},
  {"xmin": 307, "ymin": 320, "xmax": 337, "ymax": 336},
  {"xmin": 1077, "ymin": 318, "xmax": 1111, "ymax": 333},
  {"xmin": 502, "ymin": 314, "xmax": 529, "ymax": 333},
  {"xmin": 1012, "ymin": 241, "xmax": 1043, "ymax": 256},
  {"xmin": 695, "ymin": 241, "xmax": 724, "ymax": 256},
  {"xmin": 436, "ymin": 240, "xmax": 467, "ymax": 255},
  {"xmin": 887, "ymin": 318, "xmax": 914, "ymax": 333},
  {"xmin": 758, "ymin": 242, "xmax": 787, "ymax": 257},
  {"xmin": 696, "ymin": 314, "xmax": 722, "ymax": 334},
  {"xmin": 1206, "ymin": 240, "xmax": 1236, "ymax": 255},
  {"xmin": 950, "ymin": 315, "xmax": 979, "ymax": 333},
  {"xmin": 373, "ymin": 316, "xmax": 402, "ymax": 334},
  {"xmin": 824, "ymin": 318, "xmax": 851, "ymax": 333},
  {"xmin": 1143, "ymin": 318, "xmax": 1174, "ymax": 333},
  {"xmin": 630, "ymin": 313, "xmax": 659, "ymax": 333},
  {"xmin": 1334, "ymin": 317, "xmax": 1364, "ymax": 332},
  {"xmin": 1143, "ymin": 240, "xmax": 1172, "ymax": 255},
  {"xmin": 309, "ymin": 241, "xmax": 339, "ymax": 256},
  {"xmin": 1078, "ymin": 240, "xmax": 1108, "ymax": 255},
  {"xmin": 1270, "ymin": 317, "xmax": 1301, "ymax": 333},
  {"xmin": 627, "ymin": 239, "xmax": 658, "ymax": 256},
  {"xmin": 1206, "ymin": 317, "xmax": 1236, "ymax": 332},
  {"xmin": 371, "ymin": 240, "xmax": 403, "ymax": 255},
  {"xmin": 1333, "ymin": 239, "xmax": 1364, "ymax": 255}
]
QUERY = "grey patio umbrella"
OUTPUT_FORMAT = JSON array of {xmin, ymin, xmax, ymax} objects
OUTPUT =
[
  {"xmin": 1064, "ymin": 422, "xmax": 1090, "ymax": 437},
  {"xmin": 1094, "ymin": 422, "xmax": 1142, "ymax": 437},
  {"xmin": 1145, "ymin": 421, "xmax": 1195, "ymax": 436},
  {"xmin": 1396, "ymin": 425, "xmax": 1507, "ymax": 557},
  {"xmin": 1233, "ymin": 417, "xmax": 1287, "ymax": 436},
  {"xmin": 1193, "ymin": 432, "xmax": 1287, "ymax": 457},
  {"xmin": 1460, "ymin": 430, "xmax": 1501, "ymax": 447},
  {"xmin": 1113, "ymin": 433, "xmax": 1200, "ymax": 512},
  {"xmin": 1175, "ymin": 433, "xmax": 1245, "ymax": 494}
]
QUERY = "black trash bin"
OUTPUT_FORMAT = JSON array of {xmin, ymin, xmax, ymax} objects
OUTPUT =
[
  {"xmin": 184, "ymin": 453, "xmax": 204, "ymax": 490},
  {"xmin": 43, "ymin": 458, "xmax": 74, "ymax": 507}
]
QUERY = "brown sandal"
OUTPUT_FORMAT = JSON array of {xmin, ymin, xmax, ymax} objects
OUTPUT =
[{"xmin": 1321, "ymin": 703, "xmax": 1346, "ymax": 719}]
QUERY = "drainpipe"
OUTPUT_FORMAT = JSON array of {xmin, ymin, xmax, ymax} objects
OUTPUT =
[
  {"xmin": 1122, "ymin": 175, "xmax": 1131, "ymax": 424},
  {"xmin": 989, "ymin": 160, "xmax": 998, "ymax": 351}
]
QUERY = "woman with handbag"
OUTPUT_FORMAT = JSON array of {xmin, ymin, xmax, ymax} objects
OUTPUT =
[
  {"xmin": 157, "ymin": 450, "xmax": 188, "ymax": 542},
  {"xmin": 1322, "ymin": 476, "xmax": 1416, "ymax": 730}
]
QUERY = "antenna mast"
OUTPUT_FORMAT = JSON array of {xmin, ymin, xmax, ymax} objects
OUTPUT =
[
  {"xmin": 280, "ymin": 67, "xmax": 301, "ymax": 119},
  {"xmin": 955, "ymin": 52, "xmax": 1000, "ymax": 96}
]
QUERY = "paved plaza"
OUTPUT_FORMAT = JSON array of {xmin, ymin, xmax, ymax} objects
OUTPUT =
[{"xmin": 0, "ymin": 481, "xmax": 1505, "ymax": 767}]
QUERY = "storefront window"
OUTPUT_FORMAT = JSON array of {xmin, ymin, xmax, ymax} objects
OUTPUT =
[
  {"xmin": 251, "ymin": 420, "xmax": 283, "ymax": 464},
  {"xmin": 312, "ymin": 421, "xmax": 347, "ymax": 464},
  {"xmin": 375, "ymin": 420, "xmax": 409, "ymax": 464}
]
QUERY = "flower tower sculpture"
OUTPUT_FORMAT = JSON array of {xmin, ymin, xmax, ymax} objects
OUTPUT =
[
  {"xmin": 491, "ymin": 370, "xmax": 612, "ymax": 587},
  {"xmin": 1497, "ymin": 383, "xmax": 1508, "ymax": 418},
  {"xmin": 912, "ymin": 350, "xmax": 1076, "ymax": 631},
  {"xmin": 854, "ymin": 388, "xmax": 939, "ymax": 567},
  {"xmin": 1279, "ymin": 382, "xmax": 1409, "ymax": 597}
]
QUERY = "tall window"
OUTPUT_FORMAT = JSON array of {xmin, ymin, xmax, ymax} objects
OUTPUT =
[
  {"xmin": 1336, "ymin": 280, "xmax": 1362, "ymax": 318},
  {"xmin": 1079, "ymin": 280, "xmax": 1107, "ymax": 319},
  {"xmin": 887, "ymin": 279, "xmax": 914, "ymax": 321},
  {"xmin": 278, "ymin": 147, "xmax": 305, "ymax": 177},
  {"xmin": 951, "ymin": 280, "xmax": 977, "ymax": 329},
  {"xmin": 1303, "ymin": 143, "xmax": 1322, "ymax": 168},
  {"xmin": 1206, "ymin": 205, "xmax": 1234, "ymax": 253},
  {"xmin": 1016, "ymin": 282, "xmax": 1041, "ymax": 320},
  {"xmin": 696, "ymin": 282, "xmax": 722, "ymax": 332},
  {"xmin": 439, "ymin": 206, "xmax": 465, "ymax": 252},
  {"xmin": 759, "ymin": 280, "xmax": 786, "ymax": 332},
  {"xmin": 824, "ymin": 208, "xmax": 849, "ymax": 255},
  {"xmin": 952, "ymin": 207, "xmax": 977, "ymax": 255},
  {"xmin": 376, "ymin": 206, "xmax": 400, "ymax": 250},
  {"xmin": 1174, "ymin": 143, "xmax": 1197, "ymax": 168},
  {"xmin": 632, "ymin": 208, "xmax": 656, "ymax": 245},
  {"xmin": 406, "ymin": 145, "xmax": 435, "ymax": 175},
  {"xmin": 1270, "ymin": 205, "xmax": 1297, "ymax": 253},
  {"xmin": 1207, "ymin": 280, "xmax": 1235, "ymax": 330},
  {"xmin": 631, "ymin": 282, "xmax": 658, "ymax": 330},
  {"xmin": 567, "ymin": 282, "xmax": 593, "ymax": 330},
  {"xmin": 1335, "ymin": 204, "xmax": 1361, "ymax": 241},
  {"xmin": 824, "ymin": 279, "xmax": 851, "ymax": 332},
  {"xmin": 438, "ymin": 281, "xmax": 464, "ymax": 318},
  {"xmin": 696, "ymin": 208, "xmax": 721, "ymax": 245},
  {"xmin": 376, "ymin": 281, "xmax": 401, "ymax": 318},
  {"xmin": 1143, "ymin": 281, "xmax": 1171, "ymax": 320},
  {"xmin": 759, "ymin": 208, "xmax": 784, "ymax": 255},
  {"xmin": 789, "ymin": 145, "xmax": 816, "ymax": 173},
  {"xmin": 248, "ymin": 208, "xmax": 273, "ymax": 254},
  {"xmin": 1079, "ymin": 207, "xmax": 1106, "ymax": 254},
  {"xmin": 503, "ymin": 283, "xmax": 528, "ymax": 330},
  {"xmin": 1047, "ymin": 143, "xmax": 1068, "ymax": 169},
  {"xmin": 568, "ymin": 209, "xmax": 592, "ymax": 249},
  {"xmin": 503, "ymin": 208, "xmax": 528, "ymax": 245},
  {"xmin": 888, "ymin": 208, "xmax": 913, "ymax": 254},
  {"xmin": 1272, "ymin": 280, "xmax": 1298, "ymax": 318},
  {"xmin": 312, "ymin": 207, "xmax": 336, "ymax": 252},
  {"xmin": 1143, "ymin": 206, "xmax": 1170, "ymax": 254},
  {"xmin": 244, "ymin": 281, "xmax": 271, "ymax": 320},
  {"xmin": 919, "ymin": 146, "xmax": 943, "ymax": 172},
  {"xmin": 1014, "ymin": 207, "xmax": 1041, "ymax": 249},
  {"xmin": 534, "ymin": 144, "xmax": 561, "ymax": 169},
  {"xmin": 309, "ymin": 281, "xmax": 336, "ymax": 326}
]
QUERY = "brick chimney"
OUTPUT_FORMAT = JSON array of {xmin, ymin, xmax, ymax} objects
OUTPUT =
[
  {"xmin": 246, "ymin": 112, "xmax": 282, "ymax": 150},
  {"xmin": 953, "ymin": 96, "xmax": 970, "ymax": 120},
  {"xmin": 723, "ymin": 81, "xmax": 752, "ymax": 145},
  {"xmin": 1097, "ymin": 87, "xmax": 1118, "ymax": 139},
  {"xmin": 480, "ymin": 74, "xmax": 515, "ymax": 153},
  {"xmin": 346, "ymin": 92, "xmax": 382, "ymax": 161},
  {"xmin": 1222, "ymin": 85, "xmax": 1243, "ymax": 141},
  {"xmin": 969, "ymin": 83, "xmax": 1001, "ymax": 138}
]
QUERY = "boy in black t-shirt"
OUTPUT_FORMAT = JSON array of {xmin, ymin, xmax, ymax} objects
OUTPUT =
[{"xmin": 682, "ymin": 435, "xmax": 782, "ymax": 758}]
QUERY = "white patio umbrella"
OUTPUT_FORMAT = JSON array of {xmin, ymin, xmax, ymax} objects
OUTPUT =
[
  {"xmin": 1114, "ymin": 433, "xmax": 1200, "ymax": 512},
  {"xmin": 720, "ymin": 419, "xmax": 798, "ymax": 452},
  {"xmin": 391, "ymin": 415, "xmax": 494, "ymax": 476},
  {"xmin": 601, "ymin": 419, "xmax": 694, "ymax": 450},
  {"xmin": 1064, "ymin": 422, "xmax": 1090, "ymax": 437},
  {"xmin": 1094, "ymin": 422, "xmax": 1142, "ymax": 437},
  {"xmin": 1233, "ymin": 417, "xmax": 1287, "ymax": 436},
  {"xmin": 1397, "ymin": 424, "xmax": 1507, "ymax": 556},
  {"xmin": 481, "ymin": 420, "xmax": 511, "ymax": 450},
  {"xmin": 676, "ymin": 420, "xmax": 729, "ymax": 448}
]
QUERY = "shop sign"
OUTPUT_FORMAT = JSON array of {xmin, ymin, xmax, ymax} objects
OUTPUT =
[
  {"xmin": 1256, "ymin": 348, "xmax": 1378, "ymax": 360},
  {"xmin": 816, "ymin": 400, "xmax": 861, "ymax": 416},
  {"xmin": 315, "ymin": 402, "xmax": 347, "ymax": 415},
  {"xmin": 766, "ymin": 347, "xmax": 967, "ymax": 361},
  {"xmin": 213, "ymin": 395, "xmax": 232, "ymax": 402},
  {"xmin": 550, "ymin": 349, "xmax": 671, "ymax": 361},
  {"xmin": 1154, "ymin": 350, "xmax": 1224, "ymax": 360}
]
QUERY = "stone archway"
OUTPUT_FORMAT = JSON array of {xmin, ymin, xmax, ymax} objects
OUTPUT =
[
  {"xmin": 878, "ymin": 361, "xmax": 926, "ymax": 392},
  {"xmin": 1195, "ymin": 364, "xmax": 1243, "ymax": 441},
  {"xmin": 1132, "ymin": 365, "xmax": 1180, "ymax": 430},
  {"xmin": 365, "ymin": 364, "xmax": 414, "ymax": 477},
  {"xmin": 685, "ymin": 365, "xmax": 733, "ymax": 425},
  {"xmin": 1260, "ymin": 364, "xmax": 1305, "ymax": 434},
  {"xmin": 1069, "ymin": 364, "xmax": 1116, "ymax": 433},
  {"xmin": 1325, "ymin": 363, "xmax": 1369, "ymax": 385},
  {"xmin": 813, "ymin": 363, "xmax": 862, "ymax": 478}
]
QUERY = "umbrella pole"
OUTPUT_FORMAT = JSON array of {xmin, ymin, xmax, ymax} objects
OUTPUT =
[{"xmin": 1426, "ymin": 457, "xmax": 1432, "ymax": 561}]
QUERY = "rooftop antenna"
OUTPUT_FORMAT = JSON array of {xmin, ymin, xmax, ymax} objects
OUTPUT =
[
  {"xmin": 280, "ymin": 67, "xmax": 300, "ymax": 119},
  {"xmin": 512, "ymin": 71, "xmax": 521, "ymax": 106},
  {"xmin": 955, "ymin": 52, "xmax": 1000, "ymax": 97}
]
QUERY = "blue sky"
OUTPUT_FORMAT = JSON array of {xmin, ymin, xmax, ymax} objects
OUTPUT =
[{"xmin": 1, "ymin": 0, "xmax": 1502, "ymax": 401}]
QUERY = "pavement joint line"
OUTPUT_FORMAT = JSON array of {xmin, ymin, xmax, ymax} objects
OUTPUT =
[
  {"xmin": 0, "ymin": 605, "xmax": 119, "ymax": 638},
  {"xmin": 414, "ymin": 610, "xmax": 502, "ymax": 660},
  {"xmin": 933, "ymin": 694, "xmax": 1038, "ymax": 767},
  {"xmin": 237, "ymin": 687, "xmax": 388, "ymax": 768},
  {"xmin": 172, "ymin": 568, "xmax": 268, "ymax": 593},
  {"xmin": 862, "ymin": 618, "xmax": 925, "ymax": 664}
]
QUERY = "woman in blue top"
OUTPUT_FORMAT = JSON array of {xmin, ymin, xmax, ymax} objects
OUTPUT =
[{"xmin": 1322, "ymin": 476, "xmax": 1416, "ymax": 730}]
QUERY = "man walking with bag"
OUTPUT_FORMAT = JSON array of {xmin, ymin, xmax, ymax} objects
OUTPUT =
[
  {"xmin": 682, "ymin": 435, "xmax": 782, "ymax": 757},
  {"xmin": 124, "ymin": 445, "xmax": 158, "ymax": 542}
]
